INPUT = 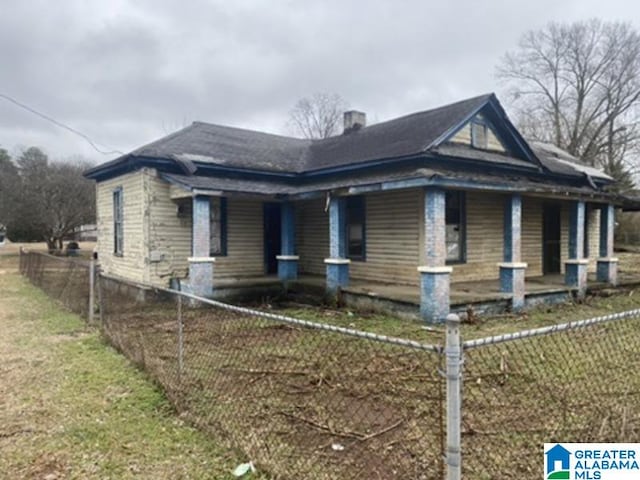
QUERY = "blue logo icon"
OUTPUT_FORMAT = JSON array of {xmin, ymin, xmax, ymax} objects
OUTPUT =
[{"xmin": 546, "ymin": 444, "xmax": 571, "ymax": 479}]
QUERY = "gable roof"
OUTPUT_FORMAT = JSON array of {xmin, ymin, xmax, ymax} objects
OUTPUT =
[
  {"xmin": 84, "ymin": 93, "xmax": 613, "ymax": 196},
  {"xmin": 87, "ymin": 93, "xmax": 544, "ymax": 177}
]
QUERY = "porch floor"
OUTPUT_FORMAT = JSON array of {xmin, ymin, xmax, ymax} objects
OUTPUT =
[{"xmin": 213, "ymin": 269, "xmax": 640, "ymax": 309}]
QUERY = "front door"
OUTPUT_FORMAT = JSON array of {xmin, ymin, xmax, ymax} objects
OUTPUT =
[
  {"xmin": 263, "ymin": 203, "xmax": 282, "ymax": 275},
  {"xmin": 542, "ymin": 204, "xmax": 562, "ymax": 274}
]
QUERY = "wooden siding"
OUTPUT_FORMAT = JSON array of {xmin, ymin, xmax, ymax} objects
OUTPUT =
[
  {"xmin": 294, "ymin": 190, "xmax": 590, "ymax": 285},
  {"xmin": 449, "ymin": 116, "xmax": 506, "ymax": 152},
  {"xmin": 522, "ymin": 196, "xmax": 543, "ymax": 277},
  {"xmin": 95, "ymin": 170, "xmax": 146, "ymax": 282},
  {"xmin": 450, "ymin": 192, "xmax": 504, "ymax": 282},
  {"xmin": 146, "ymin": 170, "xmax": 191, "ymax": 285},
  {"xmin": 587, "ymin": 207, "xmax": 601, "ymax": 272},
  {"xmin": 147, "ymin": 171, "xmax": 266, "ymax": 283},
  {"xmin": 215, "ymin": 199, "xmax": 265, "ymax": 278},
  {"xmin": 296, "ymin": 198, "xmax": 329, "ymax": 276},
  {"xmin": 97, "ymin": 169, "xmax": 603, "ymax": 288},
  {"xmin": 349, "ymin": 189, "xmax": 421, "ymax": 285}
]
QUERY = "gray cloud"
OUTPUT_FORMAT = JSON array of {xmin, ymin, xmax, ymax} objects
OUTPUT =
[{"xmin": 0, "ymin": 0, "xmax": 638, "ymax": 164}]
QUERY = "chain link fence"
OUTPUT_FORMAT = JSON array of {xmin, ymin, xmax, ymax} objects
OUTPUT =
[
  {"xmin": 461, "ymin": 311, "xmax": 640, "ymax": 478},
  {"xmin": 18, "ymin": 251, "xmax": 640, "ymax": 478},
  {"xmin": 98, "ymin": 274, "xmax": 446, "ymax": 480},
  {"xmin": 19, "ymin": 249, "xmax": 94, "ymax": 319}
]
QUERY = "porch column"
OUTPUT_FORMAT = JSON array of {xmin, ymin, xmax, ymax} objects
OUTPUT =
[
  {"xmin": 418, "ymin": 188, "xmax": 452, "ymax": 323},
  {"xmin": 499, "ymin": 194, "xmax": 527, "ymax": 310},
  {"xmin": 188, "ymin": 195, "xmax": 214, "ymax": 297},
  {"xmin": 324, "ymin": 196, "xmax": 350, "ymax": 294},
  {"xmin": 565, "ymin": 200, "xmax": 588, "ymax": 298},
  {"xmin": 597, "ymin": 204, "xmax": 618, "ymax": 285},
  {"xmin": 277, "ymin": 201, "xmax": 299, "ymax": 282}
]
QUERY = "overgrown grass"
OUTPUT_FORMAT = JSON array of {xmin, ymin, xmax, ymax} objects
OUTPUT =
[{"xmin": 0, "ymin": 252, "xmax": 245, "ymax": 479}]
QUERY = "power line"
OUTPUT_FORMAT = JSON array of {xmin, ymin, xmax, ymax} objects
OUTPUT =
[{"xmin": 0, "ymin": 92, "xmax": 124, "ymax": 155}]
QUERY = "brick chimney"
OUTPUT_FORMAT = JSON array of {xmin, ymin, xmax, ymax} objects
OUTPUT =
[{"xmin": 343, "ymin": 110, "xmax": 366, "ymax": 134}]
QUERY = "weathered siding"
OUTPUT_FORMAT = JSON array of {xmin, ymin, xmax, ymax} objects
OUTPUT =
[
  {"xmin": 296, "ymin": 198, "xmax": 329, "ymax": 276},
  {"xmin": 450, "ymin": 192, "xmax": 504, "ymax": 282},
  {"xmin": 349, "ymin": 189, "xmax": 421, "ymax": 285},
  {"xmin": 146, "ymin": 170, "xmax": 191, "ymax": 285},
  {"xmin": 147, "ymin": 176, "xmax": 266, "ymax": 282},
  {"xmin": 95, "ymin": 170, "xmax": 146, "ymax": 282},
  {"xmin": 588, "ymin": 207, "xmax": 601, "ymax": 272},
  {"xmin": 559, "ymin": 201, "xmax": 601, "ymax": 274},
  {"xmin": 295, "ymin": 190, "xmax": 570, "ymax": 285},
  {"xmin": 522, "ymin": 196, "xmax": 544, "ymax": 277},
  {"xmin": 215, "ymin": 199, "xmax": 265, "ymax": 279},
  {"xmin": 449, "ymin": 118, "xmax": 506, "ymax": 152}
]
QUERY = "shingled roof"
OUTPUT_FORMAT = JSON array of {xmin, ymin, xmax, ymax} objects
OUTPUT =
[
  {"xmin": 85, "ymin": 93, "xmax": 610, "ymax": 189},
  {"xmin": 87, "ymin": 94, "xmax": 506, "ymax": 176}
]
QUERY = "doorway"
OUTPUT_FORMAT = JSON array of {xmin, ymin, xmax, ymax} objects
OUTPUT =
[
  {"xmin": 263, "ymin": 203, "xmax": 282, "ymax": 275},
  {"xmin": 542, "ymin": 204, "xmax": 562, "ymax": 274}
]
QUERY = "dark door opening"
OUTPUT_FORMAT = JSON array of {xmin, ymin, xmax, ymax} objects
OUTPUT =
[
  {"xmin": 542, "ymin": 204, "xmax": 562, "ymax": 274},
  {"xmin": 263, "ymin": 203, "xmax": 282, "ymax": 275}
]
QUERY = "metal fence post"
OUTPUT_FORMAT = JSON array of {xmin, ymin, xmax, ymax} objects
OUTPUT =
[
  {"xmin": 177, "ymin": 294, "xmax": 184, "ymax": 381},
  {"xmin": 89, "ymin": 257, "xmax": 96, "ymax": 324},
  {"xmin": 97, "ymin": 270, "xmax": 104, "ymax": 328},
  {"xmin": 445, "ymin": 313, "xmax": 462, "ymax": 480}
]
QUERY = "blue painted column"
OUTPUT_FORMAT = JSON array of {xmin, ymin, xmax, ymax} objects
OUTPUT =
[
  {"xmin": 418, "ymin": 188, "xmax": 452, "ymax": 323},
  {"xmin": 187, "ymin": 195, "xmax": 214, "ymax": 297},
  {"xmin": 597, "ymin": 203, "xmax": 618, "ymax": 285},
  {"xmin": 565, "ymin": 200, "xmax": 588, "ymax": 298},
  {"xmin": 324, "ymin": 196, "xmax": 350, "ymax": 294},
  {"xmin": 499, "ymin": 194, "xmax": 527, "ymax": 310},
  {"xmin": 277, "ymin": 201, "xmax": 299, "ymax": 283}
]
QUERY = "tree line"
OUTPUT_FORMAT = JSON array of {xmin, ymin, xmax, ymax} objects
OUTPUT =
[{"xmin": 0, "ymin": 147, "xmax": 95, "ymax": 251}]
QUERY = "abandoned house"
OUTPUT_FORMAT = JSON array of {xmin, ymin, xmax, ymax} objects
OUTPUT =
[{"xmin": 84, "ymin": 93, "xmax": 628, "ymax": 322}]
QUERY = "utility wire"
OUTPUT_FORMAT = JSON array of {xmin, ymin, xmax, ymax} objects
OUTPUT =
[{"xmin": 0, "ymin": 92, "xmax": 124, "ymax": 155}]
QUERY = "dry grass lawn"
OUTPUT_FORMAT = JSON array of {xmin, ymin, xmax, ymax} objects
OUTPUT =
[{"xmin": 0, "ymin": 246, "xmax": 244, "ymax": 480}]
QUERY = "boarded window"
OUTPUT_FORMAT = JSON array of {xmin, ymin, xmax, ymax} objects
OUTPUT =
[
  {"xmin": 446, "ymin": 191, "xmax": 465, "ymax": 263},
  {"xmin": 346, "ymin": 196, "xmax": 366, "ymax": 260},
  {"xmin": 471, "ymin": 120, "xmax": 488, "ymax": 149},
  {"xmin": 113, "ymin": 187, "xmax": 123, "ymax": 255},
  {"xmin": 210, "ymin": 197, "xmax": 227, "ymax": 256}
]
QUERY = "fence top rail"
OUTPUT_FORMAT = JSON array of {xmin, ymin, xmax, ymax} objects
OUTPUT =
[
  {"xmin": 99, "ymin": 272, "xmax": 444, "ymax": 354},
  {"xmin": 22, "ymin": 249, "xmax": 91, "ymax": 267},
  {"xmin": 462, "ymin": 308, "xmax": 640, "ymax": 350}
]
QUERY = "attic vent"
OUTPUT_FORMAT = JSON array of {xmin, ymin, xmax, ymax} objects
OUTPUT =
[{"xmin": 343, "ymin": 110, "xmax": 366, "ymax": 134}]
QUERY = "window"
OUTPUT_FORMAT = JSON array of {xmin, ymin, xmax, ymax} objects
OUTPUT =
[
  {"xmin": 346, "ymin": 196, "xmax": 366, "ymax": 260},
  {"xmin": 471, "ymin": 119, "xmax": 488, "ymax": 149},
  {"xmin": 445, "ymin": 191, "xmax": 466, "ymax": 263},
  {"xmin": 209, "ymin": 197, "xmax": 227, "ymax": 256},
  {"xmin": 113, "ymin": 187, "xmax": 123, "ymax": 255}
]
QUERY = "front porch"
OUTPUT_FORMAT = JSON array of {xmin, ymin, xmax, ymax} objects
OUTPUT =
[{"xmin": 209, "ymin": 263, "xmax": 640, "ymax": 319}]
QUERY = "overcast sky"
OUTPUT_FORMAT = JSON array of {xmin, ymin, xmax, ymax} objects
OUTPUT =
[{"xmin": 1, "ymin": 0, "xmax": 638, "ymax": 165}]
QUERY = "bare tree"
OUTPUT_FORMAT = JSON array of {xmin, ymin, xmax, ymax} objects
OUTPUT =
[
  {"xmin": 8, "ymin": 147, "xmax": 95, "ymax": 250},
  {"xmin": 497, "ymin": 19, "xmax": 640, "ymax": 190},
  {"xmin": 288, "ymin": 92, "xmax": 349, "ymax": 139}
]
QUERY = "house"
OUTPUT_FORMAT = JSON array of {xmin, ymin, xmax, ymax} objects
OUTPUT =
[{"xmin": 84, "ymin": 93, "xmax": 630, "ymax": 322}]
